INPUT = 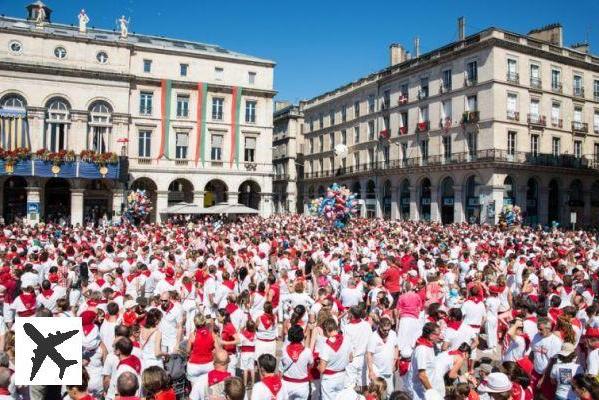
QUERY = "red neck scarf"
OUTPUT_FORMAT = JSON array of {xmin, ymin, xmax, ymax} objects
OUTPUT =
[
  {"xmin": 349, "ymin": 317, "xmax": 362, "ymax": 324},
  {"xmin": 260, "ymin": 313, "xmax": 274, "ymax": 330},
  {"xmin": 20, "ymin": 293, "xmax": 36, "ymax": 309},
  {"xmin": 164, "ymin": 276, "xmax": 175, "ymax": 286},
  {"xmin": 241, "ymin": 329, "xmax": 255, "ymax": 341},
  {"xmin": 183, "ymin": 282, "xmax": 193, "ymax": 293},
  {"xmin": 0, "ymin": 388, "xmax": 10, "ymax": 396},
  {"xmin": 162, "ymin": 302, "xmax": 174, "ymax": 313},
  {"xmin": 416, "ymin": 337, "xmax": 434, "ymax": 348},
  {"xmin": 446, "ymin": 320, "xmax": 462, "ymax": 331},
  {"xmin": 225, "ymin": 303, "xmax": 239, "ymax": 315},
  {"xmin": 325, "ymin": 334, "xmax": 344, "ymax": 352},
  {"xmin": 286, "ymin": 343, "xmax": 304, "ymax": 362},
  {"xmin": 223, "ymin": 280, "xmax": 236, "ymax": 290},
  {"xmin": 95, "ymin": 278, "xmax": 105, "ymax": 287},
  {"xmin": 118, "ymin": 355, "xmax": 141, "ymax": 374},
  {"xmin": 41, "ymin": 289, "xmax": 54, "ymax": 298},
  {"xmin": 126, "ymin": 273, "xmax": 139, "ymax": 283},
  {"xmin": 467, "ymin": 296, "xmax": 482, "ymax": 304},
  {"xmin": 261, "ymin": 375, "xmax": 282, "ymax": 397},
  {"xmin": 207, "ymin": 369, "xmax": 231, "ymax": 387}
]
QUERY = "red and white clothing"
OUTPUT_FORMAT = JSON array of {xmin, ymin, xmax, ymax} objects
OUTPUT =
[
  {"xmin": 280, "ymin": 342, "xmax": 313, "ymax": 400},
  {"xmin": 106, "ymin": 355, "xmax": 141, "ymax": 400},
  {"xmin": 189, "ymin": 369, "xmax": 231, "ymax": 400},
  {"xmin": 443, "ymin": 321, "xmax": 478, "ymax": 351},
  {"xmin": 367, "ymin": 330, "xmax": 397, "ymax": 393},
  {"xmin": 256, "ymin": 313, "xmax": 277, "ymax": 358},
  {"xmin": 252, "ymin": 375, "xmax": 287, "ymax": 400},
  {"xmin": 319, "ymin": 334, "xmax": 352, "ymax": 400},
  {"xmin": 530, "ymin": 333, "xmax": 563, "ymax": 374},
  {"xmin": 187, "ymin": 327, "xmax": 216, "ymax": 385},
  {"xmin": 460, "ymin": 298, "xmax": 486, "ymax": 331},
  {"xmin": 239, "ymin": 329, "xmax": 256, "ymax": 371},
  {"xmin": 409, "ymin": 338, "xmax": 436, "ymax": 400},
  {"xmin": 159, "ymin": 302, "xmax": 183, "ymax": 353},
  {"xmin": 342, "ymin": 318, "xmax": 372, "ymax": 388},
  {"xmin": 10, "ymin": 292, "xmax": 37, "ymax": 319}
]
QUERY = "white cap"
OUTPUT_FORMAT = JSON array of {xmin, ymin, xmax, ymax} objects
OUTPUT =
[
  {"xmin": 424, "ymin": 389, "xmax": 443, "ymax": 400},
  {"xmin": 478, "ymin": 372, "xmax": 513, "ymax": 393}
]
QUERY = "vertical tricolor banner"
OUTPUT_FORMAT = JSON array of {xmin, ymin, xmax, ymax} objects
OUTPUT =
[
  {"xmin": 195, "ymin": 82, "xmax": 208, "ymax": 166},
  {"xmin": 157, "ymin": 79, "xmax": 172, "ymax": 160},
  {"xmin": 229, "ymin": 86, "xmax": 243, "ymax": 168}
]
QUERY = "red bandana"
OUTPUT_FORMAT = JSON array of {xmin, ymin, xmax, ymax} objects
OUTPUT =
[
  {"xmin": 164, "ymin": 277, "xmax": 175, "ymax": 286},
  {"xmin": 118, "ymin": 355, "xmax": 141, "ymax": 374},
  {"xmin": 349, "ymin": 317, "xmax": 362, "ymax": 324},
  {"xmin": 446, "ymin": 320, "xmax": 462, "ymax": 331},
  {"xmin": 225, "ymin": 303, "xmax": 239, "ymax": 315},
  {"xmin": 183, "ymin": 282, "xmax": 193, "ymax": 293},
  {"xmin": 96, "ymin": 278, "xmax": 105, "ymax": 287},
  {"xmin": 286, "ymin": 343, "xmax": 304, "ymax": 362},
  {"xmin": 416, "ymin": 337, "xmax": 434, "ymax": 348},
  {"xmin": 260, "ymin": 314, "xmax": 274, "ymax": 330},
  {"xmin": 223, "ymin": 280, "xmax": 236, "ymax": 290},
  {"xmin": 467, "ymin": 296, "xmax": 482, "ymax": 304},
  {"xmin": 242, "ymin": 329, "xmax": 255, "ymax": 341},
  {"xmin": 155, "ymin": 388, "xmax": 176, "ymax": 400},
  {"xmin": 207, "ymin": 370, "xmax": 231, "ymax": 386},
  {"xmin": 41, "ymin": 289, "xmax": 54, "ymax": 298},
  {"xmin": 261, "ymin": 375, "xmax": 282, "ymax": 397},
  {"xmin": 20, "ymin": 293, "xmax": 36, "ymax": 309},
  {"xmin": 325, "ymin": 334, "xmax": 344, "ymax": 352}
]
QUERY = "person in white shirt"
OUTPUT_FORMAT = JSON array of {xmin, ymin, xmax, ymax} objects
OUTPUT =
[
  {"xmin": 342, "ymin": 306, "xmax": 372, "ymax": 389},
  {"xmin": 443, "ymin": 308, "xmax": 478, "ymax": 351},
  {"xmin": 409, "ymin": 322, "xmax": 441, "ymax": 400},
  {"xmin": 106, "ymin": 338, "xmax": 141, "ymax": 400},
  {"xmin": 585, "ymin": 327, "xmax": 599, "ymax": 375},
  {"xmin": 339, "ymin": 278, "xmax": 363, "ymax": 309},
  {"xmin": 252, "ymin": 354, "xmax": 287, "ymax": 400},
  {"xmin": 280, "ymin": 325, "xmax": 313, "ymax": 400},
  {"xmin": 550, "ymin": 342, "xmax": 583, "ymax": 400},
  {"xmin": 318, "ymin": 318, "xmax": 353, "ymax": 400},
  {"xmin": 460, "ymin": 286, "xmax": 486, "ymax": 332},
  {"xmin": 503, "ymin": 318, "xmax": 528, "ymax": 362},
  {"xmin": 531, "ymin": 317, "xmax": 563, "ymax": 382},
  {"xmin": 158, "ymin": 292, "xmax": 183, "ymax": 354},
  {"xmin": 366, "ymin": 317, "xmax": 397, "ymax": 394}
]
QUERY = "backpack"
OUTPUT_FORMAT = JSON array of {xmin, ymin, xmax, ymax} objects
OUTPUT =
[{"xmin": 163, "ymin": 353, "xmax": 187, "ymax": 381}]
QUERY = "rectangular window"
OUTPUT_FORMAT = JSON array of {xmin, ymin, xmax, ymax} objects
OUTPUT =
[
  {"xmin": 180, "ymin": 63, "xmax": 188, "ymax": 77},
  {"xmin": 552, "ymin": 137, "xmax": 561, "ymax": 157},
  {"xmin": 443, "ymin": 135, "xmax": 452, "ymax": 161},
  {"xmin": 551, "ymin": 69, "xmax": 561, "ymax": 91},
  {"xmin": 383, "ymin": 90, "xmax": 391, "ymax": 108},
  {"xmin": 400, "ymin": 83, "xmax": 409, "ymax": 99},
  {"xmin": 353, "ymin": 152, "xmax": 360, "ymax": 169},
  {"xmin": 211, "ymin": 134, "xmax": 223, "ymax": 161},
  {"xmin": 138, "ymin": 130, "xmax": 151, "ymax": 158},
  {"xmin": 341, "ymin": 130, "xmax": 347, "ymax": 145},
  {"xmin": 420, "ymin": 139, "xmax": 429, "ymax": 162},
  {"xmin": 309, "ymin": 138, "xmax": 314, "ymax": 153},
  {"xmin": 143, "ymin": 59, "xmax": 152, "ymax": 73},
  {"xmin": 354, "ymin": 126, "xmax": 360, "ymax": 144},
  {"xmin": 507, "ymin": 131, "xmax": 516, "ymax": 156},
  {"xmin": 467, "ymin": 95, "xmax": 478, "ymax": 112},
  {"xmin": 419, "ymin": 77, "xmax": 429, "ymax": 98},
  {"xmin": 419, "ymin": 106, "xmax": 429, "ymax": 122},
  {"xmin": 595, "ymin": 143, "xmax": 599, "ymax": 162},
  {"xmin": 468, "ymin": 132, "xmax": 477, "ymax": 157},
  {"xmin": 507, "ymin": 93, "xmax": 517, "ymax": 119},
  {"xmin": 400, "ymin": 112, "xmax": 408, "ymax": 133},
  {"xmin": 574, "ymin": 107, "xmax": 583, "ymax": 124},
  {"xmin": 551, "ymin": 102, "xmax": 561, "ymax": 126},
  {"xmin": 319, "ymin": 113, "xmax": 324, "ymax": 129},
  {"xmin": 341, "ymin": 105, "xmax": 347, "ymax": 122},
  {"xmin": 401, "ymin": 142, "xmax": 408, "ymax": 164},
  {"xmin": 575, "ymin": 140, "xmax": 582, "ymax": 158},
  {"xmin": 248, "ymin": 72, "xmax": 256, "ymax": 84},
  {"xmin": 529, "ymin": 99, "xmax": 540, "ymax": 121},
  {"xmin": 329, "ymin": 110, "xmax": 335, "ymax": 126},
  {"xmin": 212, "ymin": 97, "xmax": 224, "ymax": 120},
  {"xmin": 245, "ymin": 100, "xmax": 257, "ymax": 123},
  {"xmin": 175, "ymin": 132, "xmax": 188, "ymax": 159},
  {"xmin": 382, "ymin": 144, "xmax": 390, "ymax": 164},
  {"xmin": 594, "ymin": 80, "xmax": 599, "ymax": 100},
  {"xmin": 139, "ymin": 92, "xmax": 153, "ymax": 115},
  {"xmin": 329, "ymin": 156, "xmax": 334, "ymax": 171},
  {"xmin": 442, "ymin": 69, "xmax": 452, "ymax": 91},
  {"xmin": 318, "ymin": 135, "xmax": 323, "ymax": 152},
  {"xmin": 176, "ymin": 95, "xmax": 189, "ymax": 118},
  {"xmin": 574, "ymin": 75, "xmax": 584, "ymax": 96},
  {"xmin": 530, "ymin": 64, "xmax": 541, "ymax": 87},
  {"xmin": 594, "ymin": 112, "xmax": 599, "ymax": 133},
  {"xmin": 466, "ymin": 60, "xmax": 478, "ymax": 83},
  {"xmin": 530, "ymin": 134, "xmax": 539, "ymax": 157},
  {"xmin": 507, "ymin": 59, "xmax": 518, "ymax": 82},
  {"xmin": 318, "ymin": 159, "xmax": 323, "ymax": 172},
  {"xmin": 244, "ymin": 136, "xmax": 256, "ymax": 162},
  {"xmin": 354, "ymin": 101, "xmax": 360, "ymax": 118},
  {"xmin": 368, "ymin": 148, "xmax": 375, "ymax": 165},
  {"xmin": 368, "ymin": 95, "xmax": 375, "ymax": 113},
  {"xmin": 215, "ymin": 67, "xmax": 224, "ymax": 81},
  {"xmin": 329, "ymin": 132, "xmax": 335, "ymax": 149},
  {"xmin": 368, "ymin": 120, "xmax": 375, "ymax": 140}
]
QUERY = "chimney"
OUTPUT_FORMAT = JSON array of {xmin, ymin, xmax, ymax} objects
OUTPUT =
[
  {"xmin": 414, "ymin": 37, "xmax": 420, "ymax": 58},
  {"xmin": 528, "ymin": 23, "xmax": 563, "ymax": 47},
  {"xmin": 458, "ymin": 17, "xmax": 466, "ymax": 41},
  {"xmin": 571, "ymin": 42, "xmax": 589, "ymax": 54},
  {"xmin": 389, "ymin": 43, "xmax": 406, "ymax": 66}
]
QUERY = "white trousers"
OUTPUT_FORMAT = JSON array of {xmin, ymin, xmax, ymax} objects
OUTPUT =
[
  {"xmin": 186, "ymin": 361, "xmax": 213, "ymax": 386},
  {"xmin": 320, "ymin": 373, "xmax": 346, "ymax": 400},
  {"xmin": 345, "ymin": 355, "xmax": 366, "ymax": 388},
  {"xmin": 283, "ymin": 381, "xmax": 310, "ymax": 400},
  {"xmin": 397, "ymin": 316, "xmax": 422, "ymax": 357}
]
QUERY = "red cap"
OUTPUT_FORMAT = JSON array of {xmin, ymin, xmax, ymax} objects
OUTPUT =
[
  {"xmin": 516, "ymin": 357, "xmax": 533, "ymax": 376},
  {"xmin": 586, "ymin": 327, "xmax": 599, "ymax": 338},
  {"xmin": 165, "ymin": 267, "xmax": 175, "ymax": 277}
]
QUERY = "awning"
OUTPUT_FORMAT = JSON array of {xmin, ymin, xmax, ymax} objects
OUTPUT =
[
  {"xmin": 198, "ymin": 202, "xmax": 260, "ymax": 215},
  {"xmin": 160, "ymin": 202, "xmax": 204, "ymax": 215}
]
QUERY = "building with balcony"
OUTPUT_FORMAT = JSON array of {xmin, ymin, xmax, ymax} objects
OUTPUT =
[
  {"xmin": 300, "ymin": 20, "xmax": 599, "ymax": 226},
  {"xmin": 0, "ymin": 2, "xmax": 275, "ymax": 224},
  {"xmin": 273, "ymin": 102, "xmax": 304, "ymax": 213}
]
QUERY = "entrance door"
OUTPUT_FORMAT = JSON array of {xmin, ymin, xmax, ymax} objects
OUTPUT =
[
  {"xmin": 44, "ymin": 178, "xmax": 70, "ymax": 223},
  {"xmin": 3, "ymin": 177, "xmax": 27, "ymax": 223}
]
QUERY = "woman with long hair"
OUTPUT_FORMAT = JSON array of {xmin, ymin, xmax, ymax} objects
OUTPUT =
[
  {"xmin": 142, "ymin": 366, "xmax": 176, "ymax": 400},
  {"xmin": 255, "ymin": 301, "xmax": 278, "ymax": 360},
  {"xmin": 140, "ymin": 308, "xmax": 164, "ymax": 371},
  {"xmin": 217, "ymin": 307, "xmax": 240, "ymax": 375}
]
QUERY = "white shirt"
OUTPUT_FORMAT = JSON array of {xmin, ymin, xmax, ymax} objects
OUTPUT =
[
  {"xmin": 340, "ymin": 287, "xmax": 363, "ymax": 308},
  {"xmin": 531, "ymin": 333, "xmax": 563, "ymax": 374},
  {"xmin": 319, "ymin": 336, "xmax": 352, "ymax": 376},
  {"xmin": 159, "ymin": 303, "xmax": 183, "ymax": 352},
  {"xmin": 367, "ymin": 330, "xmax": 397, "ymax": 376},
  {"xmin": 106, "ymin": 359, "xmax": 140, "ymax": 400},
  {"xmin": 252, "ymin": 379, "xmax": 288, "ymax": 400},
  {"xmin": 587, "ymin": 348, "xmax": 599, "ymax": 375},
  {"xmin": 280, "ymin": 344, "xmax": 313, "ymax": 380},
  {"xmin": 411, "ymin": 342, "xmax": 436, "ymax": 397},
  {"xmin": 443, "ymin": 324, "xmax": 477, "ymax": 351},
  {"xmin": 461, "ymin": 299, "xmax": 486, "ymax": 327},
  {"xmin": 503, "ymin": 335, "xmax": 527, "ymax": 362},
  {"xmin": 431, "ymin": 351, "xmax": 455, "ymax": 397},
  {"xmin": 342, "ymin": 320, "xmax": 372, "ymax": 358},
  {"xmin": 551, "ymin": 362, "xmax": 582, "ymax": 400}
]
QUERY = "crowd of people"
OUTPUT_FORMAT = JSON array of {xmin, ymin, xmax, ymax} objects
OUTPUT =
[{"xmin": 0, "ymin": 215, "xmax": 598, "ymax": 400}]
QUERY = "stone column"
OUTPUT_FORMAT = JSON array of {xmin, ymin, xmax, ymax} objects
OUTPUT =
[
  {"xmin": 375, "ymin": 192, "xmax": 383, "ymax": 218},
  {"xmin": 70, "ymin": 188, "xmax": 84, "ymax": 226},
  {"xmin": 430, "ymin": 185, "xmax": 440, "ymax": 222},
  {"xmin": 194, "ymin": 191, "xmax": 205, "ymax": 208},
  {"xmin": 453, "ymin": 185, "xmax": 464, "ymax": 223},
  {"xmin": 26, "ymin": 107, "xmax": 45, "ymax": 151},
  {"xmin": 538, "ymin": 185, "xmax": 549, "ymax": 226},
  {"xmin": 584, "ymin": 190, "xmax": 592, "ymax": 228},
  {"xmin": 25, "ymin": 186, "xmax": 42, "ymax": 226},
  {"xmin": 156, "ymin": 190, "xmax": 169, "ymax": 223},
  {"xmin": 390, "ymin": 186, "xmax": 399, "ymax": 220},
  {"xmin": 409, "ymin": 185, "xmax": 418, "ymax": 221}
]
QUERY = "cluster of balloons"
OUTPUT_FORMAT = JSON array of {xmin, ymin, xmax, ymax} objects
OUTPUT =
[
  {"xmin": 502, "ymin": 204, "xmax": 522, "ymax": 226},
  {"xmin": 309, "ymin": 183, "xmax": 359, "ymax": 228},
  {"xmin": 124, "ymin": 189, "xmax": 153, "ymax": 225}
]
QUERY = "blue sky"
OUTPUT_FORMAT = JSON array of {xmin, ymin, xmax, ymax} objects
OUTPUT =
[{"xmin": 2, "ymin": 0, "xmax": 599, "ymax": 104}]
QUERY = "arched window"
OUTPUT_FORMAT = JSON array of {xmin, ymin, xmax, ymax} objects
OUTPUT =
[
  {"xmin": 0, "ymin": 94, "xmax": 29, "ymax": 149},
  {"xmin": 88, "ymin": 101, "xmax": 112, "ymax": 153},
  {"xmin": 45, "ymin": 98, "xmax": 70, "ymax": 152}
]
